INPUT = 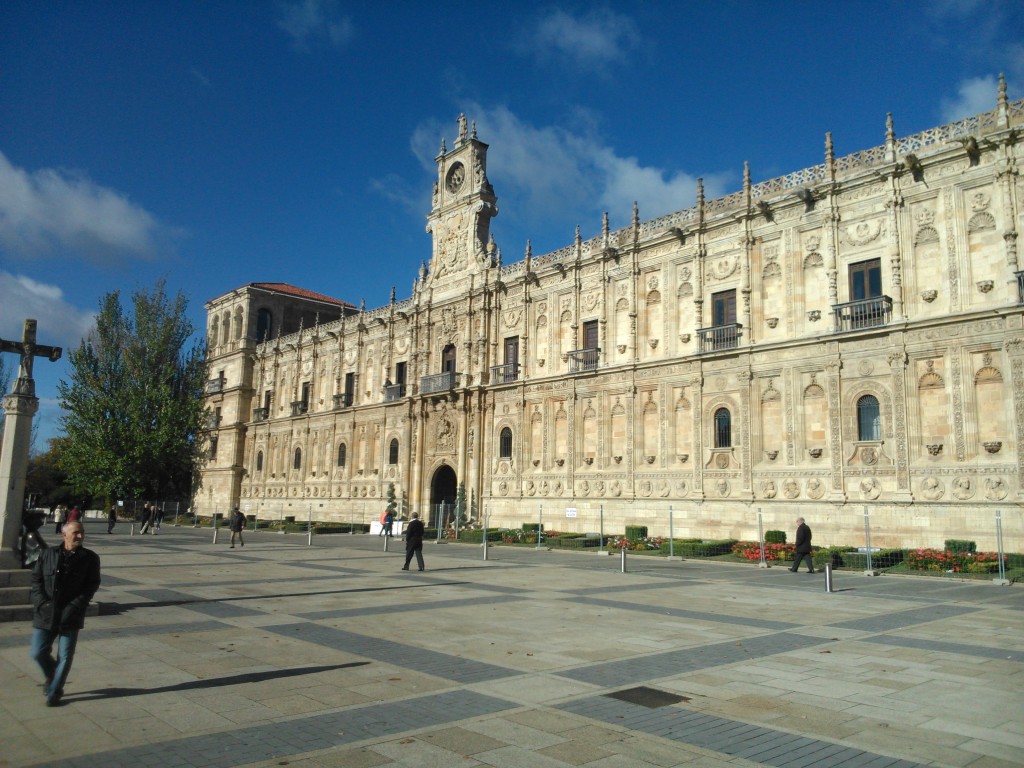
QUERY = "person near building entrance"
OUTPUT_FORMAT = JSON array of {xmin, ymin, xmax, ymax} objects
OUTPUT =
[
  {"xmin": 229, "ymin": 507, "xmax": 246, "ymax": 548},
  {"xmin": 789, "ymin": 517, "xmax": 815, "ymax": 573},
  {"xmin": 30, "ymin": 521, "xmax": 101, "ymax": 707},
  {"xmin": 380, "ymin": 509, "xmax": 394, "ymax": 537},
  {"xmin": 401, "ymin": 512, "xmax": 425, "ymax": 571}
]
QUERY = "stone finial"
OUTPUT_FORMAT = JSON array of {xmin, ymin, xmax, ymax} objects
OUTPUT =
[
  {"xmin": 998, "ymin": 72, "xmax": 1008, "ymax": 127},
  {"xmin": 825, "ymin": 131, "xmax": 835, "ymax": 181},
  {"xmin": 390, "ymin": 286, "xmax": 396, "ymax": 304},
  {"xmin": 632, "ymin": 201, "xmax": 639, "ymax": 229},
  {"xmin": 457, "ymin": 113, "xmax": 468, "ymax": 142},
  {"xmin": 487, "ymin": 232, "xmax": 496, "ymax": 254},
  {"xmin": 602, "ymin": 211, "xmax": 609, "ymax": 241},
  {"xmin": 419, "ymin": 260, "xmax": 427, "ymax": 280},
  {"xmin": 439, "ymin": 137, "xmax": 446, "ymax": 154},
  {"xmin": 575, "ymin": 224, "xmax": 581, "ymax": 247},
  {"xmin": 697, "ymin": 178, "xmax": 705, "ymax": 223},
  {"xmin": 495, "ymin": 246, "xmax": 502, "ymax": 269},
  {"xmin": 471, "ymin": 120, "xmax": 478, "ymax": 140},
  {"xmin": 886, "ymin": 112, "xmax": 895, "ymax": 143},
  {"xmin": 359, "ymin": 299, "xmax": 365, "ymax": 312}
]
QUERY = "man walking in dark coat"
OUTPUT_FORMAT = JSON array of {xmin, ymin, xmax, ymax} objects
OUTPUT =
[
  {"xmin": 402, "ymin": 512, "xmax": 425, "ymax": 571},
  {"xmin": 30, "ymin": 521, "xmax": 101, "ymax": 706},
  {"xmin": 789, "ymin": 517, "xmax": 815, "ymax": 573}
]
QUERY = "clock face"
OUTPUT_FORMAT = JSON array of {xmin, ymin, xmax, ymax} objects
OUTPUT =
[{"xmin": 446, "ymin": 162, "xmax": 465, "ymax": 194}]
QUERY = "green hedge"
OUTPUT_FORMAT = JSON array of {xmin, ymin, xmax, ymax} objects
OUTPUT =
[
  {"xmin": 455, "ymin": 529, "xmax": 503, "ymax": 543},
  {"xmin": 548, "ymin": 535, "xmax": 601, "ymax": 550},
  {"xmin": 765, "ymin": 530, "xmax": 787, "ymax": 544},
  {"xmin": 658, "ymin": 539, "xmax": 738, "ymax": 557},
  {"xmin": 521, "ymin": 522, "xmax": 543, "ymax": 532},
  {"xmin": 625, "ymin": 525, "xmax": 648, "ymax": 540},
  {"xmin": 836, "ymin": 548, "xmax": 906, "ymax": 569},
  {"xmin": 944, "ymin": 539, "xmax": 976, "ymax": 553}
]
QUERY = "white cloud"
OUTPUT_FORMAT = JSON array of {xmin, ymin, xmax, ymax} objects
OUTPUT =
[
  {"xmin": 0, "ymin": 272, "xmax": 95, "ymax": 352},
  {"xmin": 409, "ymin": 106, "xmax": 728, "ymax": 239},
  {"xmin": 523, "ymin": 8, "xmax": 640, "ymax": 69},
  {"xmin": 277, "ymin": 0, "xmax": 354, "ymax": 51},
  {"xmin": 939, "ymin": 75, "xmax": 1000, "ymax": 122},
  {"xmin": 0, "ymin": 151, "xmax": 164, "ymax": 263}
]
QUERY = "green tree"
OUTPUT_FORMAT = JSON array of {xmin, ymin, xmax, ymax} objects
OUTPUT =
[
  {"xmin": 58, "ymin": 280, "xmax": 207, "ymax": 504},
  {"xmin": 385, "ymin": 482, "xmax": 398, "ymax": 514},
  {"xmin": 26, "ymin": 437, "xmax": 79, "ymax": 508}
]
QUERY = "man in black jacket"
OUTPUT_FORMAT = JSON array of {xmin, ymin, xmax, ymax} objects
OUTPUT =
[
  {"xmin": 30, "ymin": 521, "xmax": 101, "ymax": 706},
  {"xmin": 789, "ymin": 517, "xmax": 815, "ymax": 573},
  {"xmin": 401, "ymin": 512, "xmax": 425, "ymax": 571}
]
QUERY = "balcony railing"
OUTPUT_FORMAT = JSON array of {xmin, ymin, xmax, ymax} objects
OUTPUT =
[
  {"xmin": 490, "ymin": 363, "xmax": 519, "ymax": 384},
  {"xmin": 1016, "ymin": 271, "xmax": 1024, "ymax": 304},
  {"xmin": 205, "ymin": 377, "xmax": 225, "ymax": 394},
  {"xmin": 334, "ymin": 392, "xmax": 353, "ymax": 409},
  {"xmin": 290, "ymin": 400, "xmax": 308, "ymax": 417},
  {"xmin": 567, "ymin": 348, "xmax": 599, "ymax": 373},
  {"xmin": 420, "ymin": 371, "xmax": 460, "ymax": 394},
  {"xmin": 832, "ymin": 296, "xmax": 892, "ymax": 332},
  {"xmin": 253, "ymin": 407, "xmax": 268, "ymax": 422},
  {"xmin": 204, "ymin": 414, "xmax": 221, "ymax": 430},
  {"xmin": 696, "ymin": 324, "xmax": 742, "ymax": 352},
  {"xmin": 384, "ymin": 383, "xmax": 406, "ymax": 401}
]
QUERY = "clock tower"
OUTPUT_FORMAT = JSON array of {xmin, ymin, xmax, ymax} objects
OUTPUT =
[{"xmin": 424, "ymin": 114, "xmax": 498, "ymax": 288}]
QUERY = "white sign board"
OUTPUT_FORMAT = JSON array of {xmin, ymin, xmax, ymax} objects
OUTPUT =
[
  {"xmin": 565, "ymin": 507, "xmax": 577, "ymax": 518},
  {"xmin": 244, "ymin": 503, "xmax": 251, "ymax": 512}
]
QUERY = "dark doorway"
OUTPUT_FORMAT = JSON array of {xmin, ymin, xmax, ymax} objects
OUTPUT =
[{"xmin": 430, "ymin": 465, "xmax": 458, "ymax": 528}]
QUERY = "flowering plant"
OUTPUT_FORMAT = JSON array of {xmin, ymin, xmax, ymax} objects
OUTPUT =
[
  {"xmin": 606, "ymin": 535, "xmax": 666, "ymax": 551},
  {"xmin": 732, "ymin": 541, "xmax": 797, "ymax": 562},
  {"xmin": 906, "ymin": 548, "xmax": 1002, "ymax": 573}
]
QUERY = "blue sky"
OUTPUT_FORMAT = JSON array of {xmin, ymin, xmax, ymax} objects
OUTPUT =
[{"xmin": 2, "ymin": 0, "xmax": 1022, "ymax": 449}]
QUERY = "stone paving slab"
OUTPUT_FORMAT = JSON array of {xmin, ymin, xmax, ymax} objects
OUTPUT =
[{"xmin": 0, "ymin": 521, "xmax": 1021, "ymax": 768}]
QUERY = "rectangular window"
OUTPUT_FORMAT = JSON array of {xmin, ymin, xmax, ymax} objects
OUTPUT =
[
  {"xmin": 712, "ymin": 290, "xmax": 737, "ymax": 326},
  {"xmin": 344, "ymin": 372, "xmax": 355, "ymax": 406},
  {"xmin": 300, "ymin": 382, "xmax": 311, "ymax": 412},
  {"xmin": 263, "ymin": 390, "xmax": 273, "ymax": 411},
  {"xmin": 582, "ymin": 320, "xmax": 599, "ymax": 350},
  {"xmin": 394, "ymin": 361, "xmax": 407, "ymax": 387},
  {"xmin": 504, "ymin": 336, "xmax": 519, "ymax": 368},
  {"xmin": 849, "ymin": 259, "xmax": 882, "ymax": 300}
]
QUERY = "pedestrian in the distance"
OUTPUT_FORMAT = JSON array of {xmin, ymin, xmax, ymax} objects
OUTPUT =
[
  {"xmin": 106, "ymin": 505, "xmax": 117, "ymax": 534},
  {"xmin": 53, "ymin": 505, "xmax": 65, "ymax": 535},
  {"xmin": 789, "ymin": 517, "xmax": 815, "ymax": 573},
  {"xmin": 66, "ymin": 506, "xmax": 82, "ymax": 524},
  {"xmin": 402, "ymin": 512, "xmax": 425, "ymax": 571},
  {"xmin": 30, "ymin": 521, "xmax": 102, "ymax": 707},
  {"xmin": 229, "ymin": 507, "xmax": 246, "ymax": 548},
  {"xmin": 138, "ymin": 502, "xmax": 152, "ymax": 534},
  {"xmin": 152, "ymin": 503, "xmax": 163, "ymax": 535}
]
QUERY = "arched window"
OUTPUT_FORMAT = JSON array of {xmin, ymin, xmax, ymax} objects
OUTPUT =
[
  {"xmin": 857, "ymin": 395, "xmax": 881, "ymax": 441},
  {"xmin": 714, "ymin": 407, "xmax": 732, "ymax": 448},
  {"xmin": 388, "ymin": 438, "xmax": 399, "ymax": 465},
  {"xmin": 337, "ymin": 443, "xmax": 346, "ymax": 467},
  {"xmin": 256, "ymin": 308, "xmax": 272, "ymax": 342},
  {"xmin": 293, "ymin": 447, "xmax": 302, "ymax": 470},
  {"xmin": 256, "ymin": 451, "xmax": 263, "ymax": 473},
  {"xmin": 499, "ymin": 427, "xmax": 513, "ymax": 458}
]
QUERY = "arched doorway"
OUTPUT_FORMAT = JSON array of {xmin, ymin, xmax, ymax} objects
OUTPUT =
[{"xmin": 430, "ymin": 464, "xmax": 457, "ymax": 529}]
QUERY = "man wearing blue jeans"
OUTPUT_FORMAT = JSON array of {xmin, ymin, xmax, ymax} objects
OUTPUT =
[{"xmin": 30, "ymin": 521, "xmax": 101, "ymax": 707}]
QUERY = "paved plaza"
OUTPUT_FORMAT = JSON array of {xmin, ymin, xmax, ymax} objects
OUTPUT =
[{"xmin": 1, "ymin": 521, "xmax": 1021, "ymax": 768}]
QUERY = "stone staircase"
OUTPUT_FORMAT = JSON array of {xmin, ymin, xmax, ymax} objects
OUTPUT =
[{"xmin": 0, "ymin": 568, "xmax": 33, "ymax": 622}]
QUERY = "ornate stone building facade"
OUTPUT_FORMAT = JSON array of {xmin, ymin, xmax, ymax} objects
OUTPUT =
[{"xmin": 202, "ymin": 82, "xmax": 1024, "ymax": 551}]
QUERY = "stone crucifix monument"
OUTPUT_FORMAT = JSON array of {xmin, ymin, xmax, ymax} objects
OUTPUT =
[{"xmin": 0, "ymin": 319, "xmax": 62, "ymax": 569}]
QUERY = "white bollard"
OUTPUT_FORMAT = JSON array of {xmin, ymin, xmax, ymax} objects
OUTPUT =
[{"xmin": 825, "ymin": 563, "xmax": 835, "ymax": 593}]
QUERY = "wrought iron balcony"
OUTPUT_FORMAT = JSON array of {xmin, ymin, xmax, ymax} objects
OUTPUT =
[
  {"xmin": 567, "ymin": 348, "xmax": 599, "ymax": 373},
  {"xmin": 205, "ymin": 377, "xmax": 225, "ymax": 394},
  {"xmin": 290, "ymin": 400, "xmax": 308, "ymax": 417},
  {"xmin": 203, "ymin": 413, "xmax": 221, "ymax": 430},
  {"xmin": 334, "ymin": 392, "xmax": 353, "ymax": 409},
  {"xmin": 384, "ymin": 383, "xmax": 406, "ymax": 401},
  {"xmin": 696, "ymin": 324, "xmax": 742, "ymax": 352},
  {"xmin": 253, "ymin": 407, "xmax": 268, "ymax": 422},
  {"xmin": 490, "ymin": 363, "xmax": 519, "ymax": 384},
  {"xmin": 420, "ymin": 371, "xmax": 460, "ymax": 394},
  {"xmin": 832, "ymin": 296, "xmax": 892, "ymax": 332},
  {"xmin": 1016, "ymin": 271, "xmax": 1024, "ymax": 304}
]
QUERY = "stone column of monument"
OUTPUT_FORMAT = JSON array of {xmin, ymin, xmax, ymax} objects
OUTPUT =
[{"xmin": 0, "ymin": 320, "xmax": 62, "ymax": 569}]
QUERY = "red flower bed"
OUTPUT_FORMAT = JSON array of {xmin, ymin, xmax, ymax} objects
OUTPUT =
[{"xmin": 732, "ymin": 541, "xmax": 797, "ymax": 562}]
